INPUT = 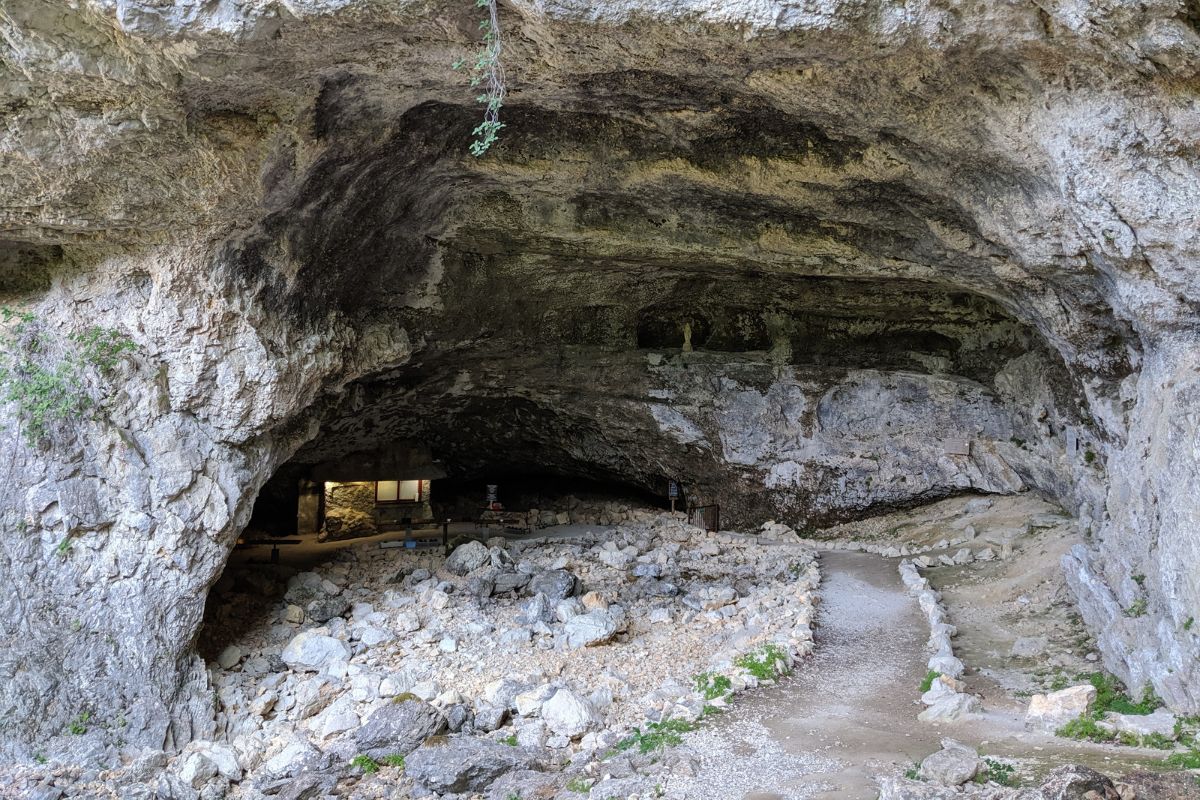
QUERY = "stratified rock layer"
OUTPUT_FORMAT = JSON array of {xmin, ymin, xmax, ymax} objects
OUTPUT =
[{"xmin": 0, "ymin": 0, "xmax": 1198, "ymax": 757}]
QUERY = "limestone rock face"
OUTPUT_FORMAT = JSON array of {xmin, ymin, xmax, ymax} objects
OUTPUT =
[{"xmin": 0, "ymin": 0, "xmax": 1199, "ymax": 758}]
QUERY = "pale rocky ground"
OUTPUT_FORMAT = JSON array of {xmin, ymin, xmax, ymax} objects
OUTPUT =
[
  {"xmin": 0, "ymin": 509, "xmax": 819, "ymax": 799},
  {"xmin": 5, "ymin": 494, "xmax": 1198, "ymax": 799}
]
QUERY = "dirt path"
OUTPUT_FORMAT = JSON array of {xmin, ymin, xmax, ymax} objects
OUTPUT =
[
  {"xmin": 665, "ymin": 550, "xmax": 940, "ymax": 800},
  {"xmin": 662, "ymin": 548, "xmax": 1170, "ymax": 800}
]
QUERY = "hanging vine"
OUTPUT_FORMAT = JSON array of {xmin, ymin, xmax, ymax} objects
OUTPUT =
[{"xmin": 453, "ymin": 0, "xmax": 506, "ymax": 156}]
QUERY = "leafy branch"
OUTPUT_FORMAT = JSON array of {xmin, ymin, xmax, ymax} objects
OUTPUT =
[
  {"xmin": 453, "ymin": 0, "xmax": 506, "ymax": 156},
  {"xmin": 0, "ymin": 308, "xmax": 136, "ymax": 444}
]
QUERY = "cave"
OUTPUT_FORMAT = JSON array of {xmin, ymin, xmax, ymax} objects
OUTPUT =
[{"xmin": 2, "ymin": 0, "xmax": 1199, "ymax": 795}]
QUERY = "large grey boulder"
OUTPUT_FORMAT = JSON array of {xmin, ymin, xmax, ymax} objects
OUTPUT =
[
  {"xmin": 918, "ymin": 739, "xmax": 982, "ymax": 787},
  {"xmin": 564, "ymin": 610, "xmax": 620, "ymax": 648},
  {"xmin": 1107, "ymin": 708, "xmax": 1176, "ymax": 738},
  {"xmin": 1025, "ymin": 685, "xmax": 1096, "ymax": 730},
  {"xmin": 280, "ymin": 632, "xmax": 350, "ymax": 672},
  {"xmin": 492, "ymin": 570, "xmax": 532, "ymax": 594},
  {"xmin": 445, "ymin": 540, "xmax": 491, "ymax": 576},
  {"xmin": 917, "ymin": 692, "xmax": 980, "ymax": 722},
  {"xmin": 353, "ymin": 697, "xmax": 447, "ymax": 758},
  {"xmin": 284, "ymin": 573, "xmax": 351, "ymax": 623},
  {"xmin": 404, "ymin": 737, "xmax": 549, "ymax": 794},
  {"xmin": 1037, "ymin": 765, "xmax": 1118, "ymax": 799},
  {"xmin": 541, "ymin": 689, "xmax": 596, "ymax": 738},
  {"xmin": 527, "ymin": 569, "xmax": 578, "ymax": 601}
]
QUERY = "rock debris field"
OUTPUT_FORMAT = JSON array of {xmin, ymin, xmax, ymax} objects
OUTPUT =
[{"xmin": 3, "ymin": 511, "xmax": 820, "ymax": 799}]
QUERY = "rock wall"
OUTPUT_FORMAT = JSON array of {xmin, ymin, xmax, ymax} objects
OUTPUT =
[{"xmin": 1, "ymin": 0, "xmax": 1198, "ymax": 757}]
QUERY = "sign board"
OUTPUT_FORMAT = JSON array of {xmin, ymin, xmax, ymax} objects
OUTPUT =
[{"xmin": 668, "ymin": 480, "xmax": 680, "ymax": 498}]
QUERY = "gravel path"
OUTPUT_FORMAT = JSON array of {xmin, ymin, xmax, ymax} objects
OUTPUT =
[{"xmin": 664, "ymin": 551, "xmax": 940, "ymax": 800}]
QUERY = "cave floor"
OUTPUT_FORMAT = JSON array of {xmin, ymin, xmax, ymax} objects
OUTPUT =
[{"xmin": 662, "ymin": 531, "xmax": 1174, "ymax": 799}]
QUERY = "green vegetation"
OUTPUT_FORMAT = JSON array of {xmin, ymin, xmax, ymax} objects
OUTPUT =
[
  {"xmin": 693, "ymin": 671, "xmax": 732, "ymax": 701},
  {"xmin": 1132, "ymin": 574, "xmax": 1146, "ymax": 587},
  {"xmin": 735, "ymin": 644, "xmax": 790, "ymax": 681},
  {"xmin": 975, "ymin": 758, "xmax": 1018, "ymax": 787},
  {"xmin": 452, "ymin": 0, "xmax": 505, "ymax": 156},
  {"xmin": 1185, "ymin": 617, "xmax": 1195, "ymax": 632},
  {"xmin": 67, "ymin": 712, "xmax": 90, "ymax": 736},
  {"xmin": 501, "ymin": 733, "xmax": 518, "ymax": 746},
  {"xmin": 1165, "ymin": 749, "xmax": 1200, "ymax": 769},
  {"xmin": 1009, "ymin": 437, "xmax": 1026, "ymax": 448},
  {"xmin": 919, "ymin": 670, "xmax": 941, "ymax": 693},
  {"xmin": 0, "ymin": 309, "xmax": 136, "ymax": 444},
  {"xmin": 1090, "ymin": 673, "xmax": 1162, "ymax": 716},
  {"xmin": 1084, "ymin": 449, "xmax": 1096, "ymax": 464},
  {"xmin": 1056, "ymin": 672, "xmax": 1166, "ymax": 746},
  {"xmin": 505, "ymin": 794, "xmax": 522, "ymax": 800},
  {"xmin": 613, "ymin": 718, "xmax": 697, "ymax": 755},
  {"xmin": 1126, "ymin": 598, "xmax": 1148, "ymax": 618},
  {"xmin": 1057, "ymin": 715, "xmax": 1111, "ymax": 743},
  {"xmin": 566, "ymin": 776, "xmax": 592, "ymax": 794},
  {"xmin": 380, "ymin": 754, "xmax": 406, "ymax": 768},
  {"xmin": 33, "ymin": 753, "xmax": 47, "ymax": 765},
  {"xmin": 350, "ymin": 754, "xmax": 379, "ymax": 773},
  {"xmin": 903, "ymin": 763, "xmax": 921, "ymax": 780}
]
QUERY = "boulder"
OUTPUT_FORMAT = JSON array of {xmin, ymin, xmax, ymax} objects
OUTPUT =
[
  {"xmin": 1107, "ymin": 708, "xmax": 1176, "ymax": 738},
  {"xmin": 405, "ymin": 737, "xmax": 549, "ymax": 794},
  {"xmin": 281, "ymin": 631, "xmax": 350, "ymax": 672},
  {"xmin": 1038, "ymin": 765, "xmax": 1118, "ymax": 799},
  {"xmin": 518, "ymin": 593, "xmax": 556, "ymax": 625},
  {"xmin": 527, "ymin": 569, "xmax": 578, "ymax": 601},
  {"xmin": 564, "ymin": 610, "xmax": 620, "ymax": 648},
  {"xmin": 354, "ymin": 696, "xmax": 448, "ymax": 758},
  {"xmin": 446, "ymin": 540, "xmax": 491, "ymax": 576},
  {"xmin": 918, "ymin": 739, "xmax": 982, "ymax": 786},
  {"xmin": 492, "ymin": 570, "xmax": 532, "ymax": 594},
  {"xmin": 917, "ymin": 693, "xmax": 980, "ymax": 722},
  {"xmin": 541, "ymin": 689, "xmax": 596, "ymax": 738},
  {"xmin": 284, "ymin": 572, "xmax": 351, "ymax": 623},
  {"xmin": 1026, "ymin": 685, "xmax": 1096, "ymax": 730}
]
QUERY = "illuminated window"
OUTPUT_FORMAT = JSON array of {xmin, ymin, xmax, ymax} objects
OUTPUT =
[{"xmin": 375, "ymin": 480, "xmax": 421, "ymax": 503}]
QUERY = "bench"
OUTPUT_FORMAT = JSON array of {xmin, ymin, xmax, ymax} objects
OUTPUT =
[{"xmin": 237, "ymin": 538, "xmax": 301, "ymax": 563}]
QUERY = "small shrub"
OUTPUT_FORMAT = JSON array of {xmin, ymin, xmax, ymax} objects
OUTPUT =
[
  {"xmin": 380, "ymin": 754, "xmax": 406, "ymax": 768},
  {"xmin": 735, "ymin": 644, "xmax": 790, "ymax": 681},
  {"xmin": 1057, "ymin": 716, "xmax": 1111, "ymax": 742},
  {"xmin": 904, "ymin": 763, "xmax": 921, "ymax": 780},
  {"xmin": 1143, "ymin": 733, "xmax": 1175, "ymax": 750},
  {"xmin": 67, "ymin": 712, "xmax": 90, "ymax": 736},
  {"xmin": 1084, "ymin": 449, "xmax": 1096, "ymax": 464},
  {"xmin": 501, "ymin": 733, "xmax": 518, "ymax": 746},
  {"xmin": 1165, "ymin": 749, "xmax": 1200, "ymax": 769},
  {"xmin": 1132, "ymin": 574, "xmax": 1146, "ymax": 587},
  {"xmin": 919, "ymin": 670, "xmax": 941, "ymax": 693},
  {"xmin": 1185, "ymin": 617, "xmax": 1195, "ymax": 632},
  {"xmin": 350, "ymin": 754, "xmax": 379, "ymax": 773},
  {"xmin": 975, "ymin": 758, "xmax": 1017, "ymax": 787},
  {"xmin": 1126, "ymin": 599, "xmax": 1148, "ymax": 618},
  {"xmin": 693, "ymin": 671, "xmax": 732, "ymax": 701},
  {"xmin": 33, "ymin": 753, "xmax": 47, "ymax": 765},
  {"xmin": 614, "ymin": 718, "xmax": 696, "ymax": 754}
]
